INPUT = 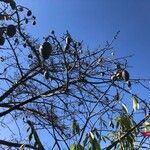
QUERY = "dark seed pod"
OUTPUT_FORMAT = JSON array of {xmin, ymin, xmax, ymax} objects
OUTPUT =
[
  {"xmin": 127, "ymin": 81, "xmax": 131, "ymax": 88},
  {"xmin": 44, "ymin": 70, "xmax": 49, "ymax": 79},
  {"xmin": 100, "ymin": 72, "xmax": 105, "ymax": 76},
  {"xmin": 51, "ymin": 30, "xmax": 55, "ymax": 34},
  {"xmin": 6, "ymin": 25, "xmax": 16, "ymax": 37},
  {"xmin": 0, "ymin": 36, "xmax": 5, "ymax": 45},
  {"xmin": 18, "ymin": 7, "xmax": 24, "ymax": 12},
  {"xmin": 27, "ymin": 10, "xmax": 32, "ymax": 16},
  {"xmin": 25, "ymin": 18, "xmax": 28, "ymax": 24},
  {"xmin": 39, "ymin": 42, "xmax": 52, "ymax": 60},
  {"xmin": 9, "ymin": 1, "xmax": 16, "ymax": 10},
  {"xmin": 28, "ymin": 54, "xmax": 33, "ymax": 59},
  {"xmin": 23, "ymin": 43, "xmax": 26, "ymax": 48},
  {"xmin": 66, "ymin": 36, "xmax": 72, "ymax": 45},
  {"xmin": 121, "ymin": 70, "xmax": 130, "ymax": 81},
  {"xmin": 78, "ymin": 42, "xmax": 81, "ymax": 47},
  {"xmin": 4, "ymin": 0, "xmax": 10, "ymax": 3},
  {"xmin": 32, "ymin": 20, "xmax": 36, "ymax": 25}
]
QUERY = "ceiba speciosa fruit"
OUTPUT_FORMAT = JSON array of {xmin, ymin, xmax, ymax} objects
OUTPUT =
[
  {"xmin": 111, "ymin": 74, "xmax": 117, "ymax": 81},
  {"xmin": 121, "ymin": 70, "xmax": 129, "ymax": 81},
  {"xmin": 66, "ymin": 36, "xmax": 72, "ymax": 45},
  {"xmin": 44, "ymin": 70, "xmax": 49, "ymax": 79},
  {"xmin": 6, "ymin": 25, "xmax": 16, "ymax": 37},
  {"xmin": 0, "ymin": 36, "xmax": 5, "ymax": 45},
  {"xmin": 9, "ymin": 1, "xmax": 16, "ymax": 10},
  {"xmin": 39, "ymin": 42, "xmax": 52, "ymax": 60}
]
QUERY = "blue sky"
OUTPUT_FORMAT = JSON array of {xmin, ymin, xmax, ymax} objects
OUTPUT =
[
  {"xmin": 16, "ymin": 0, "xmax": 150, "ymax": 79},
  {"xmin": 13, "ymin": 0, "xmax": 150, "ymax": 147}
]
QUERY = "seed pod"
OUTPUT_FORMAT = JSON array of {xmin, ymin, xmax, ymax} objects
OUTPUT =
[
  {"xmin": 25, "ymin": 18, "xmax": 28, "ymax": 24},
  {"xmin": 0, "ymin": 36, "xmax": 5, "ymax": 45},
  {"xmin": 121, "ymin": 70, "xmax": 130, "ymax": 81},
  {"xmin": 100, "ymin": 72, "xmax": 105, "ymax": 76},
  {"xmin": 66, "ymin": 36, "xmax": 72, "ymax": 45},
  {"xmin": 4, "ymin": 0, "xmax": 10, "ymax": 3},
  {"xmin": 27, "ymin": 10, "xmax": 32, "ymax": 16},
  {"xmin": 9, "ymin": 1, "xmax": 16, "ymax": 10},
  {"xmin": 6, "ymin": 25, "xmax": 16, "ymax": 37},
  {"xmin": 127, "ymin": 81, "xmax": 131, "ymax": 88},
  {"xmin": 116, "ymin": 71, "xmax": 122, "ymax": 79},
  {"xmin": 51, "ymin": 30, "xmax": 55, "ymax": 34},
  {"xmin": 44, "ymin": 70, "xmax": 49, "ymax": 79},
  {"xmin": 32, "ymin": 20, "xmax": 36, "ymax": 25},
  {"xmin": 111, "ymin": 74, "xmax": 117, "ymax": 81},
  {"xmin": 28, "ymin": 54, "xmax": 33, "ymax": 59},
  {"xmin": 39, "ymin": 42, "xmax": 52, "ymax": 60}
]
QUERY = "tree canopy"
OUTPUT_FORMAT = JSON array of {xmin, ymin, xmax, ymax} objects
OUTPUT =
[{"xmin": 0, "ymin": 0, "xmax": 150, "ymax": 150}]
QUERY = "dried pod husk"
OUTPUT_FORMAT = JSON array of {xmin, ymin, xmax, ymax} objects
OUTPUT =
[
  {"xmin": 44, "ymin": 70, "xmax": 49, "ymax": 79},
  {"xmin": 127, "ymin": 80, "xmax": 131, "ymax": 88},
  {"xmin": 39, "ymin": 42, "xmax": 52, "ymax": 60},
  {"xmin": 66, "ymin": 36, "xmax": 72, "ymax": 45},
  {"xmin": 9, "ymin": 1, "xmax": 16, "ymax": 10},
  {"xmin": 111, "ymin": 74, "xmax": 117, "ymax": 81},
  {"xmin": 116, "ymin": 71, "xmax": 122, "ymax": 80},
  {"xmin": 122, "ymin": 70, "xmax": 130, "ymax": 81},
  {"xmin": 0, "ymin": 36, "xmax": 5, "ymax": 45},
  {"xmin": 64, "ymin": 44, "xmax": 70, "ymax": 51},
  {"xmin": 6, "ymin": 25, "xmax": 16, "ymax": 37}
]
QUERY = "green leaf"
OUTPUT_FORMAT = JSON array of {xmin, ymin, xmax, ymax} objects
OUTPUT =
[
  {"xmin": 89, "ymin": 132, "xmax": 101, "ymax": 150},
  {"xmin": 70, "ymin": 144, "xmax": 84, "ymax": 150},
  {"xmin": 91, "ymin": 138, "xmax": 101, "ymax": 150},
  {"xmin": 70, "ymin": 144, "xmax": 76, "ymax": 150},
  {"xmin": 132, "ymin": 96, "xmax": 139, "ymax": 111},
  {"xmin": 122, "ymin": 103, "xmax": 128, "ymax": 113},
  {"xmin": 83, "ymin": 134, "xmax": 89, "ymax": 146},
  {"xmin": 89, "ymin": 132, "xmax": 95, "ymax": 140},
  {"xmin": 20, "ymin": 144, "xmax": 25, "ymax": 150},
  {"xmin": 144, "ymin": 121, "xmax": 150, "ymax": 132}
]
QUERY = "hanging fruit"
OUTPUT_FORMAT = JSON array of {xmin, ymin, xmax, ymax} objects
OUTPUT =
[
  {"xmin": 127, "ymin": 80, "xmax": 131, "ymax": 88},
  {"xmin": 65, "ymin": 36, "xmax": 72, "ymax": 45},
  {"xmin": 111, "ymin": 74, "xmax": 117, "ymax": 81},
  {"xmin": 121, "ymin": 70, "xmax": 130, "ymax": 81},
  {"xmin": 6, "ymin": 25, "xmax": 16, "ymax": 37},
  {"xmin": 27, "ymin": 10, "xmax": 32, "ymax": 16},
  {"xmin": 44, "ymin": 70, "xmax": 49, "ymax": 79},
  {"xmin": 39, "ymin": 42, "xmax": 52, "ymax": 60},
  {"xmin": 9, "ymin": 1, "xmax": 16, "ymax": 10}
]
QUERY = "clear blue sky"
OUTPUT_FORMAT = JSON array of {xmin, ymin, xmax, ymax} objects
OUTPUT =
[
  {"xmin": 16, "ymin": 0, "xmax": 150, "ymax": 79},
  {"xmin": 11, "ymin": 0, "xmax": 150, "ymax": 147}
]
